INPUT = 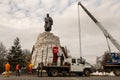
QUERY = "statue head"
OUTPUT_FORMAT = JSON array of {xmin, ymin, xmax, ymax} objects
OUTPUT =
[{"xmin": 46, "ymin": 13, "xmax": 49, "ymax": 17}]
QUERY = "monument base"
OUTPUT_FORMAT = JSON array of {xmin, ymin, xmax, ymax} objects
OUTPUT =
[{"xmin": 31, "ymin": 32, "xmax": 64, "ymax": 68}]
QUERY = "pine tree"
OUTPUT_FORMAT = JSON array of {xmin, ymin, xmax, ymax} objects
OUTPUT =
[{"xmin": 7, "ymin": 37, "xmax": 25, "ymax": 71}]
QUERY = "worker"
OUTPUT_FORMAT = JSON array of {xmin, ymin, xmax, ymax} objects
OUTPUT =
[
  {"xmin": 52, "ymin": 46, "xmax": 59, "ymax": 66},
  {"xmin": 28, "ymin": 63, "xmax": 33, "ymax": 75},
  {"xmin": 15, "ymin": 64, "xmax": 20, "ymax": 76},
  {"xmin": 60, "ymin": 54, "xmax": 64, "ymax": 66},
  {"xmin": 5, "ymin": 62, "xmax": 10, "ymax": 77},
  {"xmin": 37, "ymin": 63, "xmax": 41, "ymax": 77}
]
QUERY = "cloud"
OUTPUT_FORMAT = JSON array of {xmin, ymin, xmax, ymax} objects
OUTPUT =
[
  {"xmin": 0, "ymin": 0, "xmax": 120, "ymax": 64},
  {"xmin": 0, "ymin": 0, "xmax": 79, "ymax": 29}
]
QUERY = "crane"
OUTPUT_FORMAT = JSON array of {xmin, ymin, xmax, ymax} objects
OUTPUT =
[{"xmin": 78, "ymin": 1, "xmax": 120, "ymax": 52}]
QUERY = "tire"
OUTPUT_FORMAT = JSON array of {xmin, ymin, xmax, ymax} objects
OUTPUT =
[
  {"xmin": 84, "ymin": 69, "xmax": 90, "ymax": 76},
  {"xmin": 113, "ymin": 69, "xmax": 120, "ymax": 76},
  {"xmin": 49, "ymin": 69, "xmax": 58, "ymax": 77}
]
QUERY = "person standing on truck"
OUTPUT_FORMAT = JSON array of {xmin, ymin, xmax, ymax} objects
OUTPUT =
[
  {"xmin": 60, "ymin": 54, "xmax": 64, "ymax": 66},
  {"xmin": 52, "ymin": 46, "xmax": 59, "ymax": 66}
]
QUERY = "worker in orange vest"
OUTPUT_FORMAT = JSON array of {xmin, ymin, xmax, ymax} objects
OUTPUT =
[
  {"xmin": 28, "ymin": 63, "xmax": 33, "ymax": 75},
  {"xmin": 5, "ymin": 62, "xmax": 10, "ymax": 77},
  {"xmin": 16, "ymin": 64, "xmax": 20, "ymax": 76}
]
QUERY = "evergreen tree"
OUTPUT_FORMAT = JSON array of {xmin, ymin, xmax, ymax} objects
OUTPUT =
[{"xmin": 7, "ymin": 37, "xmax": 25, "ymax": 71}]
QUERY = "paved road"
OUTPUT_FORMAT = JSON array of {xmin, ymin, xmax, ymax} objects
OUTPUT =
[{"xmin": 0, "ymin": 75, "xmax": 120, "ymax": 80}]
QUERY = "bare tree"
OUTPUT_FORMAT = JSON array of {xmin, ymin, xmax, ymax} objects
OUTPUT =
[
  {"xmin": 102, "ymin": 51, "xmax": 111, "ymax": 66},
  {"xmin": 0, "ymin": 42, "xmax": 7, "ymax": 73},
  {"xmin": 22, "ymin": 49, "xmax": 31, "ymax": 67},
  {"xmin": 0, "ymin": 42, "xmax": 7, "ymax": 60}
]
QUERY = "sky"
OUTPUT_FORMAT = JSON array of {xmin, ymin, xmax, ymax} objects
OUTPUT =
[{"xmin": 0, "ymin": 0, "xmax": 120, "ymax": 64}]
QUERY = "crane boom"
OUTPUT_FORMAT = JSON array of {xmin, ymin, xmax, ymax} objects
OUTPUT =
[{"xmin": 78, "ymin": 2, "xmax": 120, "ymax": 51}]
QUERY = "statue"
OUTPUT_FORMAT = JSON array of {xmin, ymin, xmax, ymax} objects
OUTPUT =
[{"xmin": 44, "ymin": 13, "xmax": 53, "ymax": 32}]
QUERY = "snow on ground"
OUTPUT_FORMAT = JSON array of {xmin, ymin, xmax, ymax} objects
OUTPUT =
[{"xmin": 91, "ymin": 71, "xmax": 115, "ymax": 76}]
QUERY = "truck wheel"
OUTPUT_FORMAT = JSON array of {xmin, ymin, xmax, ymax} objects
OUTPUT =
[
  {"xmin": 49, "ymin": 69, "xmax": 58, "ymax": 77},
  {"xmin": 113, "ymin": 69, "xmax": 120, "ymax": 76},
  {"xmin": 84, "ymin": 69, "xmax": 90, "ymax": 76}
]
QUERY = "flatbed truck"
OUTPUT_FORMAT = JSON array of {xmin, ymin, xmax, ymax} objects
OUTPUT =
[{"xmin": 42, "ymin": 57, "xmax": 94, "ymax": 76}]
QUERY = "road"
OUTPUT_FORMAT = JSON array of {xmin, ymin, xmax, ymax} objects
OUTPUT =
[{"xmin": 0, "ymin": 75, "xmax": 120, "ymax": 80}]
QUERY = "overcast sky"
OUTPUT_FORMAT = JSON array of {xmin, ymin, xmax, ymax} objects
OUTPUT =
[{"xmin": 0, "ymin": 0, "xmax": 120, "ymax": 64}]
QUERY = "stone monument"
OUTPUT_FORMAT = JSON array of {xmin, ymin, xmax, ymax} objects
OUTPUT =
[{"xmin": 31, "ymin": 14, "xmax": 66, "ymax": 68}]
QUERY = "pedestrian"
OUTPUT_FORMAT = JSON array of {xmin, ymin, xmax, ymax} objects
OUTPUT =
[
  {"xmin": 5, "ymin": 62, "xmax": 10, "ymax": 77},
  {"xmin": 16, "ymin": 64, "xmax": 20, "ymax": 76},
  {"xmin": 28, "ymin": 63, "xmax": 33, "ymax": 75},
  {"xmin": 37, "ymin": 63, "xmax": 41, "ymax": 77},
  {"xmin": 60, "ymin": 54, "xmax": 64, "ymax": 66},
  {"xmin": 52, "ymin": 46, "xmax": 59, "ymax": 66}
]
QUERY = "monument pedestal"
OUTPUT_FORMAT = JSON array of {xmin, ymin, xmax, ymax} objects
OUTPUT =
[{"xmin": 31, "ymin": 32, "xmax": 64, "ymax": 68}]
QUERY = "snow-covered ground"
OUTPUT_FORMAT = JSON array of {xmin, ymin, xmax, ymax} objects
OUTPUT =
[{"xmin": 91, "ymin": 71, "xmax": 115, "ymax": 76}]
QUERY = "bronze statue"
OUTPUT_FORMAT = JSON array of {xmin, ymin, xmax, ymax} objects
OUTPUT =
[{"xmin": 44, "ymin": 13, "xmax": 53, "ymax": 32}]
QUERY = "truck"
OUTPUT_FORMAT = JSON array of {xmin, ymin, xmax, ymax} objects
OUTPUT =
[
  {"xmin": 98, "ymin": 52, "xmax": 120, "ymax": 76},
  {"xmin": 41, "ymin": 57, "xmax": 93, "ymax": 77},
  {"xmin": 78, "ymin": 1, "xmax": 120, "ymax": 76}
]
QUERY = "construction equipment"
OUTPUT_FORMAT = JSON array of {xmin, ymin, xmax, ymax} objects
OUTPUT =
[
  {"xmin": 78, "ymin": 2, "xmax": 120, "ymax": 52},
  {"xmin": 43, "ymin": 57, "xmax": 93, "ymax": 76},
  {"xmin": 41, "ymin": 49, "xmax": 93, "ymax": 77},
  {"xmin": 78, "ymin": 1, "xmax": 120, "ymax": 76}
]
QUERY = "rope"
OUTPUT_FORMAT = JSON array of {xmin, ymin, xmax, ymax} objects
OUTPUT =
[
  {"xmin": 105, "ymin": 37, "xmax": 111, "ymax": 52},
  {"xmin": 78, "ymin": 4, "xmax": 82, "ymax": 58}
]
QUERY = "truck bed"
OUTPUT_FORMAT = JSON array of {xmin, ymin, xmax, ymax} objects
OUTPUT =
[{"xmin": 43, "ymin": 65, "xmax": 70, "ymax": 69}]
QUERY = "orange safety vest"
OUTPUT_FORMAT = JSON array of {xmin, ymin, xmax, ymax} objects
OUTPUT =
[
  {"xmin": 29, "ymin": 64, "xmax": 32, "ymax": 71},
  {"xmin": 5, "ymin": 63, "xmax": 10, "ymax": 71},
  {"xmin": 16, "ymin": 64, "xmax": 19, "ymax": 70}
]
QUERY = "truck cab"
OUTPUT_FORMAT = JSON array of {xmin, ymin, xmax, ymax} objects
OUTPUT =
[
  {"xmin": 65, "ymin": 57, "xmax": 93, "ymax": 76},
  {"xmin": 106, "ymin": 53, "xmax": 120, "ymax": 64}
]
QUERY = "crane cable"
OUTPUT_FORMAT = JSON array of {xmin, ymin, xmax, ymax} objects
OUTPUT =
[
  {"xmin": 105, "ymin": 37, "xmax": 111, "ymax": 52},
  {"xmin": 78, "ymin": 1, "xmax": 112, "ymax": 54},
  {"xmin": 78, "ymin": 4, "xmax": 82, "ymax": 58}
]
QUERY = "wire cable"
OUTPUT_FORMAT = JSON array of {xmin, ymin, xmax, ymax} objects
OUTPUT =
[
  {"xmin": 106, "ymin": 37, "xmax": 111, "ymax": 52},
  {"xmin": 78, "ymin": 3, "xmax": 82, "ymax": 58}
]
